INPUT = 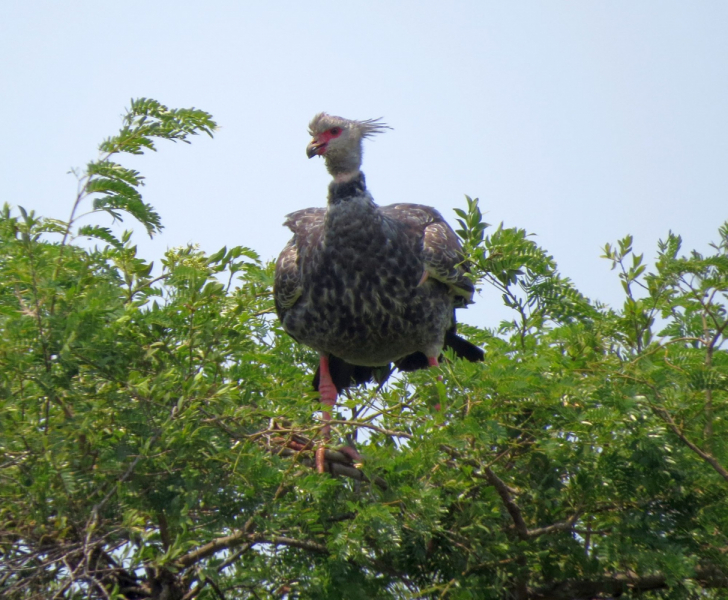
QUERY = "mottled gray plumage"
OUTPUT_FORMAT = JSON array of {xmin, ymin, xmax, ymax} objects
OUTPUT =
[{"xmin": 274, "ymin": 114, "xmax": 483, "ymax": 393}]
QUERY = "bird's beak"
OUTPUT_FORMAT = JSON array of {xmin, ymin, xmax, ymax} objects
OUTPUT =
[{"xmin": 306, "ymin": 139, "xmax": 325, "ymax": 158}]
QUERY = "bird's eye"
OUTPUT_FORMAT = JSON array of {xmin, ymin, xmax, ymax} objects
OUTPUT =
[{"xmin": 330, "ymin": 127, "xmax": 342, "ymax": 136}]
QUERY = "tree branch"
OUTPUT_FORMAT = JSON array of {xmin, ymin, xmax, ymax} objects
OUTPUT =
[
  {"xmin": 527, "ymin": 513, "xmax": 581, "ymax": 538},
  {"xmin": 483, "ymin": 467, "xmax": 530, "ymax": 540},
  {"xmin": 527, "ymin": 567, "xmax": 728, "ymax": 599},
  {"xmin": 328, "ymin": 419, "xmax": 413, "ymax": 439},
  {"xmin": 177, "ymin": 532, "xmax": 328, "ymax": 569},
  {"xmin": 482, "ymin": 467, "xmax": 581, "ymax": 540},
  {"xmin": 651, "ymin": 404, "xmax": 728, "ymax": 483}
]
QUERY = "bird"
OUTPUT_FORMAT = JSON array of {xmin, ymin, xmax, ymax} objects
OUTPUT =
[{"xmin": 274, "ymin": 113, "xmax": 484, "ymax": 466}]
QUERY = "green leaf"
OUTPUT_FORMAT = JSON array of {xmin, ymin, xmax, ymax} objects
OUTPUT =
[{"xmin": 77, "ymin": 224, "xmax": 123, "ymax": 249}]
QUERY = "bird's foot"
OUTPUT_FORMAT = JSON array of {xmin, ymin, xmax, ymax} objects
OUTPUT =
[
  {"xmin": 337, "ymin": 444, "xmax": 363, "ymax": 463},
  {"xmin": 315, "ymin": 355, "xmax": 364, "ymax": 473},
  {"xmin": 315, "ymin": 446, "xmax": 327, "ymax": 473},
  {"xmin": 315, "ymin": 444, "xmax": 363, "ymax": 474}
]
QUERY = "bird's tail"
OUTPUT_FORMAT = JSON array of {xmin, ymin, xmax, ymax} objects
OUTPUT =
[
  {"xmin": 444, "ymin": 328, "xmax": 485, "ymax": 362},
  {"xmin": 395, "ymin": 328, "xmax": 484, "ymax": 372}
]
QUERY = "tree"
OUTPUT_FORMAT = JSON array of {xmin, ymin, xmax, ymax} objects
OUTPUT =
[{"xmin": 1, "ymin": 100, "xmax": 727, "ymax": 599}]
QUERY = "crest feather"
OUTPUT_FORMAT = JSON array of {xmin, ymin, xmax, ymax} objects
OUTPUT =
[{"xmin": 308, "ymin": 113, "xmax": 391, "ymax": 138}]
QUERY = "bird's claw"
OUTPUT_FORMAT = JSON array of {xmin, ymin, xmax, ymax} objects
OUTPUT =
[{"xmin": 315, "ymin": 443, "xmax": 364, "ymax": 474}]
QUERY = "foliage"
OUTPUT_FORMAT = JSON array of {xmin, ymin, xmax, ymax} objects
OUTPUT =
[{"xmin": 1, "ymin": 101, "xmax": 728, "ymax": 599}]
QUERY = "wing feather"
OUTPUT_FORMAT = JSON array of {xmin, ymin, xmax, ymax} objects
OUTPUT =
[
  {"xmin": 381, "ymin": 203, "xmax": 474, "ymax": 302},
  {"xmin": 273, "ymin": 208, "xmax": 326, "ymax": 317},
  {"xmin": 274, "ymin": 240, "xmax": 302, "ymax": 313}
]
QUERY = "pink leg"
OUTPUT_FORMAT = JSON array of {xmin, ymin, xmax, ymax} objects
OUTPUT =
[
  {"xmin": 316, "ymin": 355, "xmax": 337, "ymax": 473},
  {"xmin": 428, "ymin": 355, "xmax": 442, "ymax": 412},
  {"xmin": 318, "ymin": 354, "xmax": 338, "ymax": 437}
]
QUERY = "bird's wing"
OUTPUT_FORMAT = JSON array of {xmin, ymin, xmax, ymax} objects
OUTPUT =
[
  {"xmin": 274, "ymin": 208, "xmax": 326, "ymax": 314},
  {"xmin": 381, "ymin": 203, "xmax": 474, "ymax": 302},
  {"xmin": 274, "ymin": 240, "xmax": 301, "ymax": 313}
]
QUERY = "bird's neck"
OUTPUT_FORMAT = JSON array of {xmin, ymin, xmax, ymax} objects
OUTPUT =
[
  {"xmin": 333, "ymin": 170, "xmax": 363, "ymax": 184},
  {"xmin": 324, "ymin": 171, "xmax": 379, "ymax": 246},
  {"xmin": 327, "ymin": 171, "xmax": 368, "ymax": 206},
  {"xmin": 324, "ymin": 144, "xmax": 363, "ymax": 177}
]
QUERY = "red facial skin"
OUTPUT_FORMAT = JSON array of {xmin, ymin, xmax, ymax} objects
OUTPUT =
[{"xmin": 311, "ymin": 126, "xmax": 343, "ymax": 155}]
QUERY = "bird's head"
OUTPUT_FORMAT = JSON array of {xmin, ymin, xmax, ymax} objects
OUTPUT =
[{"xmin": 306, "ymin": 113, "xmax": 390, "ymax": 180}]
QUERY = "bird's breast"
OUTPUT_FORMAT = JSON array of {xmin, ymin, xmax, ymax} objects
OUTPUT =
[{"xmin": 281, "ymin": 197, "xmax": 455, "ymax": 364}]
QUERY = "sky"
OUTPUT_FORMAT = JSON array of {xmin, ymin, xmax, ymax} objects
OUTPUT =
[{"xmin": 1, "ymin": 1, "xmax": 726, "ymax": 329}]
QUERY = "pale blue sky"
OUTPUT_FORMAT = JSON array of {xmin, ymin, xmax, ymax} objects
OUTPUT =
[{"xmin": 1, "ymin": 1, "xmax": 726, "ymax": 327}]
